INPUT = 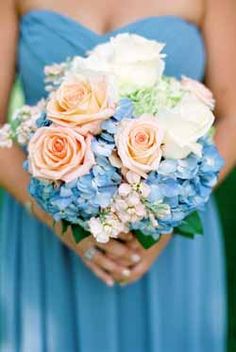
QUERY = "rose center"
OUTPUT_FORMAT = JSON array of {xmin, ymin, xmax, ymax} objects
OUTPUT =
[
  {"xmin": 64, "ymin": 84, "xmax": 89, "ymax": 108},
  {"xmin": 135, "ymin": 132, "xmax": 148, "ymax": 145},
  {"xmin": 68, "ymin": 90, "xmax": 84, "ymax": 103},
  {"xmin": 53, "ymin": 138, "xmax": 64, "ymax": 153}
]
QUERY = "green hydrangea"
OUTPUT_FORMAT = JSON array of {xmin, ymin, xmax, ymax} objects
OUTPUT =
[{"xmin": 125, "ymin": 77, "xmax": 185, "ymax": 116}]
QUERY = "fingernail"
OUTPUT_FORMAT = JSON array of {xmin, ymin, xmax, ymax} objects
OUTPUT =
[
  {"xmin": 122, "ymin": 269, "xmax": 131, "ymax": 277},
  {"xmin": 131, "ymin": 254, "xmax": 141, "ymax": 263},
  {"xmin": 107, "ymin": 279, "xmax": 114, "ymax": 287}
]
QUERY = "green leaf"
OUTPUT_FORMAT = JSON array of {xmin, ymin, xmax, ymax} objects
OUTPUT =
[
  {"xmin": 174, "ymin": 211, "xmax": 203, "ymax": 239},
  {"xmin": 71, "ymin": 224, "xmax": 91, "ymax": 244},
  {"xmin": 61, "ymin": 220, "xmax": 70, "ymax": 235},
  {"xmin": 133, "ymin": 229, "xmax": 160, "ymax": 249}
]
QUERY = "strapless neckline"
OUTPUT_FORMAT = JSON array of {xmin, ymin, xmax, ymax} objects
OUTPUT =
[
  {"xmin": 21, "ymin": 9, "xmax": 201, "ymax": 39},
  {"xmin": 19, "ymin": 9, "xmax": 206, "ymax": 104}
]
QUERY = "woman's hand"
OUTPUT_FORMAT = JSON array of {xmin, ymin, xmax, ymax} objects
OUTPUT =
[
  {"xmin": 29, "ymin": 199, "xmax": 172, "ymax": 287},
  {"xmin": 55, "ymin": 220, "xmax": 171, "ymax": 287},
  {"xmin": 117, "ymin": 233, "xmax": 172, "ymax": 286},
  {"xmin": 56, "ymin": 225, "xmax": 142, "ymax": 287}
]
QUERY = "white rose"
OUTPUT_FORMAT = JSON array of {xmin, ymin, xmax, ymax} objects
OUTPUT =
[
  {"xmin": 158, "ymin": 97, "xmax": 215, "ymax": 159},
  {"xmin": 86, "ymin": 33, "xmax": 165, "ymax": 94},
  {"xmin": 70, "ymin": 55, "xmax": 111, "ymax": 76}
]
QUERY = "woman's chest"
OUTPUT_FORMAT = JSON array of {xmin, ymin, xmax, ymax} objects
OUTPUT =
[
  {"xmin": 18, "ymin": 0, "xmax": 204, "ymax": 35},
  {"xmin": 18, "ymin": 10, "xmax": 206, "ymax": 104}
]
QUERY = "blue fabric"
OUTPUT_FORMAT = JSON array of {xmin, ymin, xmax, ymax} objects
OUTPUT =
[{"xmin": 0, "ymin": 10, "xmax": 226, "ymax": 351}]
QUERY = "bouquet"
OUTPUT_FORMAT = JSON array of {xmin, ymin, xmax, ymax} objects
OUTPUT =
[{"xmin": 0, "ymin": 33, "xmax": 223, "ymax": 248}]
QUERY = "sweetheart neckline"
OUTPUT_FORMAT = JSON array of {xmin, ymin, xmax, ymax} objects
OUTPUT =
[{"xmin": 21, "ymin": 9, "xmax": 201, "ymax": 38}]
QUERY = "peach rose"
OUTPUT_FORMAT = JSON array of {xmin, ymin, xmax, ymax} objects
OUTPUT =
[
  {"xmin": 28, "ymin": 126, "xmax": 95, "ymax": 182},
  {"xmin": 47, "ymin": 74, "xmax": 116, "ymax": 135},
  {"xmin": 181, "ymin": 76, "xmax": 215, "ymax": 110},
  {"xmin": 115, "ymin": 115, "xmax": 164, "ymax": 178}
]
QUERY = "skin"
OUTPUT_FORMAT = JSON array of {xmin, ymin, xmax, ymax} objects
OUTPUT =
[{"xmin": 0, "ymin": 0, "xmax": 236, "ymax": 287}]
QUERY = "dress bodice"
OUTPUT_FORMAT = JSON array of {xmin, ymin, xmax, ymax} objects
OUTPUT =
[{"xmin": 19, "ymin": 10, "xmax": 206, "ymax": 104}]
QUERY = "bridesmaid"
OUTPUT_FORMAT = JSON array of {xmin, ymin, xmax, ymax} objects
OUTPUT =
[{"xmin": 0, "ymin": 0, "xmax": 235, "ymax": 351}]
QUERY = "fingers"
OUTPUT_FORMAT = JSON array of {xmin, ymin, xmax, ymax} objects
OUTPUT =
[
  {"xmin": 117, "ymin": 233, "xmax": 143, "ymax": 262},
  {"xmin": 92, "ymin": 250, "xmax": 131, "ymax": 280},
  {"xmin": 96, "ymin": 239, "xmax": 141, "ymax": 266},
  {"xmin": 64, "ymin": 229, "xmax": 171, "ymax": 288},
  {"xmin": 108, "ymin": 234, "xmax": 143, "ymax": 266},
  {"xmin": 118, "ymin": 232, "xmax": 146, "ymax": 253},
  {"xmin": 126, "ymin": 238, "xmax": 143, "ymax": 252},
  {"xmin": 118, "ymin": 232, "xmax": 134, "ymax": 242},
  {"xmin": 114, "ymin": 262, "xmax": 147, "ymax": 287},
  {"xmin": 86, "ymin": 261, "xmax": 115, "ymax": 287},
  {"xmin": 118, "ymin": 234, "xmax": 173, "ymax": 286},
  {"xmin": 58, "ymin": 234, "xmax": 117, "ymax": 287},
  {"xmin": 125, "ymin": 261, "xmax": 148, "ymax": 285},
  {"xmin": 106, "ymin": 253, "xmax": 133, "ymax": 267}
]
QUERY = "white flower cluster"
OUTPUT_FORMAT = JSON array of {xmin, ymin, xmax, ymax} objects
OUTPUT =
[
  {"xmin": 89, "ymin": 213, "xmax": 129, "ymax": 243},
  {"xmin": 89, "ymin": 171, "xmax": 152, "ymax": 243},
  {"xmin": 111, "ymin": 183, "xmax": 148, "ymax": 223},
  {"xmin": 0, "ymin": 124, "xmax": 13, "ymax": 148},
  {"xmin": 44, "ymin": 62, "xmax": 69, "ymax": 92},
  {"xmin": 13, "ymin": 102, "xmax": 45, "ymax": 146}
]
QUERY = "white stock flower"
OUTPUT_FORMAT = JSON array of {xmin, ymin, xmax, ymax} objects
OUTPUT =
[
  {"xmin": 13, "ymin": 103, "xmax": 44, "ymax": 146},
  {"xmin": 89, "ymin": 214, "xmax": 128, "ymax": 243},
  {"xmin": 158, "ymin": 96, "xmax": 215, "ymax": 159},
  {"xmin": 89, "ymin": 217, "xmax": 109, "ymax": 243},
  {"xmin": 0, "ymin": 124, "xmax": 13, "ymax": 148},
  {"xmin": 112, "ymin": 183, "xmax": 147, "ymax": 223}
]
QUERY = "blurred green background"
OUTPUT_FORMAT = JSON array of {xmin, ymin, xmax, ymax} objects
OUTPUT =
[
  {"xmin": 1, "ymin": 82, "xmax": 236, "ymax": 351},
  {"xmin": 216, "ymin": 177, "xmax": 236, "ymax": 352}
]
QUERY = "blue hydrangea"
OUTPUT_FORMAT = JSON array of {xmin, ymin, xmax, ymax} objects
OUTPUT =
[
  {"xmin": 101, "ymin": 98, "xmax": 134, "ymax": 137},
  {"xmin": 91, "ymin": 138, "xmax": 115, "ymax": 157},
  {"xmin": 131, "ymin": 217, "xmax": 173, "ymax": 239},
  {"xmin": 36, "ymin": 112, "xmax": 52, "ymax": 127},
  {"xmin": 29, "ymin": 155, "xmax": 121, "ymax": 223},
  {"xmin": 92, "ymin": 98, "xmax": 134, "ymax": 158},
  {"xmin": 132, "ymin": 137, "xmax": 224, "ymax": 236},
  {"xmin": 131, "ymin": 219, "xmax": 162, "ymax": 240}
]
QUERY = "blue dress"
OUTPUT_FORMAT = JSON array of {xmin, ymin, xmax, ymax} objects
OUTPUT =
[{"xmin": 0, "ymin": 10, "xmax": 227, "ymax": 352}]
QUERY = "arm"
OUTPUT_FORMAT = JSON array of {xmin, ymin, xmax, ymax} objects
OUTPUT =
[
  {"xmin": 0, "ymin": 1, "xmax": 140, "ymax": 286},
  {"xmin": 126, "ymin": 1, "xmax": 236, "ymax": 285},
  {"xmin": 203, "ymin": 0, "xmax": 236, "ymax": 182},
  {"xmin": 0, "ymin": 0, "xmax": 53, "ymax": 226}
]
